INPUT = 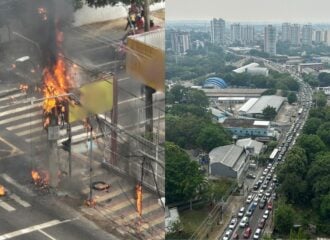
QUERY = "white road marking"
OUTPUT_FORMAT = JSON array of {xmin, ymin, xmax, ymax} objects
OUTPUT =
[
  {"xmin": 15, "ymin": 125, "xmax": 43, "ymax": 137},
  {"xmin": 38, "ymin": 230, "xmax": 57, "ymax": 240},
  {"xmin": 0, "ymin": 93, "xmax": 26, "ymax": 103},
  {"xmin": 0, "ymin": 88, "xmax": 18, "ymax": 95},
  {"xmin": 7, "ymin": 119, "xmax": 42, "ymax": 131},
  {"xmin": 0, "ymin": 218, "xmax": 78, "ymax": 240},
  {"xmin": 0, "ymin": 174, "xmax": 35, "ymax": 197},
  {"xmin": 8, "ymin": 194, "xmax": 31, "ymax": 207},
  {"xmin": 0, "ymin": 110, "xmax": 41, "ymax": 125},
  {"xmin": 117, "ymin": 77, "xmax": 130, "ymax": 82},
  {"xmin": 0, "ymin": 103, "xmax": 41, "ymax": 118},
  {"xmin": 0, "ymin": 201, "xmax": 16, "ymax": 212}
]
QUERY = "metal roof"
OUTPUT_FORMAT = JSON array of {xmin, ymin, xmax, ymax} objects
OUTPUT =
[
  {"xmin": 239, "ymin": 98, "xmax": 258, "ymax": 113},
  {"xmin": 233, "ymin": 62, "xmax": 259, "ymax": 73},
  {"xmin": 236, "ymin": 138, "xmax": 264, "ymax": 155},
  {"xmin": 209, "ymin": 144, "xmax": 247, "ymax": 171},
  {"xmin": 247, "ymin": 95, "xmax": 285, "ymax": 114}
]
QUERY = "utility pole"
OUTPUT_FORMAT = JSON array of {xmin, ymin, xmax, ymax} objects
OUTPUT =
[{"xmin": 142, "ymin": 0, "xmax": 155, "ymax": 141}]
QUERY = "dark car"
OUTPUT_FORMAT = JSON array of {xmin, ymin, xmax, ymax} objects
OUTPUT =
[{"xmin": 243, "ymin": 227, "xmax": 252, "ymax": 238}]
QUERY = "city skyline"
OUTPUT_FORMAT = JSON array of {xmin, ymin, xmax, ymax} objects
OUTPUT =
[{"xmin": 167, "ymin": 0, "xmax": 330, "ymax": 23}]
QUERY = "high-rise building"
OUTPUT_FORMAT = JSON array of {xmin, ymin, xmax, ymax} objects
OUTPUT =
[
  {"xmin": 264, "ymin": 25, "xmax": 277, "ymax": 55},
  {"xmin": 314, "ymin": 30, "xmax": 322, "ymax": 43},
  {"xmin": 170, "ymin": 31, "xmax": 190, "ymax": 55},
  {"xmin": 241, "ymin": 25, "xmax": 255, "ymax": 45},
  {"xmin": 231, "ymin": 23, "xmax": 241, "ymax": 43},
  {"xmin": 290, "ymin": 24, "xmax": 301, "ymax": 45},
  {"xmin": 324, "ymin": 30, "xmax": 330, "ymax": 46},
  {"xmin": 210, "ymin": 18, "xmax": 226, "ymax": 45},
  {"xmin": 282, "ymin": 23, "xmax": 291, "ymax": 42},
  {"xmin": 301, "ymin": 24, "xmax": 313, "ymax": 45}
]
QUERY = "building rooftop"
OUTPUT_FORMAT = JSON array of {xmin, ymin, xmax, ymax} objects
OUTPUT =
[
  {"xmin": 236, "ymin": 138, "xmax": 264, "ymax": 155},
  {"xmin": 202, "ymin": 88, "xmax": 267, "ymax": 98},
  {"xmin": 223, "ymin": 118, "xmax": 270, "ymax": 128},
  {"xmin": 209, "ymin": 144, "xmax": 246, "ymax": 171},
  {"xmin": 246, "ymin": 95, "xmax": 285, "ymax": 114},
  {"xmin": 239, "ymin": 98, "xmax": 258, "ymax": 112},
  {"xmin": 233, "ymin": 62, "xmax": 259, "ymax": 73}
]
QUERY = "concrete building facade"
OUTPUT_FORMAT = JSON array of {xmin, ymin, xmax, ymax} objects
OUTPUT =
[
  {"xmin": 170, "ymin": 31, "xmax": 190, "ymax": 55},
  {"xmin": 264, "ymin": 25, "xmax": 277, "ymax": 55},
  {"xmin": 302, "ymin": 24, "xmax": 313, "ymax": 45},
  {"xmin": 211, "ymin": 18, "xmax": 226, "ymax": 45}
]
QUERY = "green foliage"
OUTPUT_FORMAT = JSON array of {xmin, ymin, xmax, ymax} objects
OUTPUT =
[
  {"xmin": 297, "ymin": 134, "xmax": 326, "ymax": 161},
  {"xmin": 302, "ymin": 73, "xmax": 319, "ymax": 87},
  {"xmin": 165, "ymin": 142, "xmax": 205, "ymax": 205},
  {"xmin": 313, "ymin": 91, "xmax": 327, "ymax": 107},
  {"xmin": 303, "ymin": 118, "xmax": 322, "ymax": 135},
  {"xmin": 262, "ymin": 88, "xmax": 277, "ymax": 95},
  {"xmin": 196, "ymin": 125, "xmax": 231, "ymax": 152},
  {"xmin": 275, "ymin": 202, "xmax": 295, "ymax": 234},
  {"xmin": 287, "ymin": 92, "xmax": 297, "ymax": 104},
  {"xmin": 316, "ymin": 122, "xmax": 330, "ymax": 146},
  {"xmin": 318, "ymin": 72, "xmax": 330, "ymax": 87},
  {"xmin": 262, "ymin": 106, "xmax": 277, "ymax": 120},
  {"xmin": 166, "ymin": 85, "xmax": 209, "ymax": 107},
  {"xmin": 320, "ymin": 194, "xmax": 330, "ymax": 220}
]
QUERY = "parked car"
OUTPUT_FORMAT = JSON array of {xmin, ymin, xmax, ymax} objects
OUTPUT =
[
  {"xmin": 253, "ymin": 228, "xmax": 262, "ymax": 240},
  {"xmin": 229, "ymin": 218, "xmax": 237, "ymax": 230},
  {"xmin": 232, "ymin": 232, "xmax": 239, "ymax": 240},
  {"xmin": 267, "ymin": 202, "xmax": 273, "ymax": 210},
  {"xmin": 246, "ymin": 195, "xmax": 253, "ymax": 204},
  {"xmin": 259, "ymin": 198, "xmax": 266, "ymax": 209},
  {"xmin": 243, "ymin": 227, "xmax": 252, "ymax": 238},
  {"xmin": 263, "ymin": 210, "xmax": 270, "ymax": 219},
  {"xmin": 222, "ymin": 229, "xmax": 232, "ymax": 240},
  {"xmin": 247, "ymin": 173, "xmax": 256, "ymax": 179},
  {"xmin": 238, "ymin": 207, "xmax": 245, "ymax": 218},
  {"xmin": 258, "ymin": 218, "xmax": 266, "ymax": 229},
  {"xmin": 239, "ymin": 216, "xmax": 249, "ymax": 228}
]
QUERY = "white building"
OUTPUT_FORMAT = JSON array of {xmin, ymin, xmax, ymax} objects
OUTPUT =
[
  {"xmin": 211, "ymin": 18, "xmax": 226, "ymax": 45},
  {"xmin": 233, "ymin": 63, "xmax": 269, "ymax": 76},
  {"xmin": 170, "ymin": 31, "xmax": 190, "ymax": 55},
  {"xmin": 302, "ymin": 24, "xmax": 313, "ymax": 46},
  {"xmin": 231, "ymin": 23, "xmax": 241, "ymax": 43},
  {"xmin": 264, "ymin": 25, "xmax": 277, "ymax": 55}
]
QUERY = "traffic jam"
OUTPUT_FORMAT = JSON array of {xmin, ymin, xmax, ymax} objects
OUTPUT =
[{"xmin": 220, "ymin": 76, "xmax": 313, "ymax": 240}]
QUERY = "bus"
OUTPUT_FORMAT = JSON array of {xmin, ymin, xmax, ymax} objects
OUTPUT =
[
  {"xmin": 269, "ymin": 148, "xmax": 279, "ymax": 161},
  {"xmin": 298, "ymin": 108, "xmax": 303, "ymax": 115}
]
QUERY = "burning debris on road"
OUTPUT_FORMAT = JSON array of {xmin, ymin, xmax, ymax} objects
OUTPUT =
[
  {"xmin": 31, "ymin": 169, "xmax": 50, "ymax": 188},
  {"xmin": 0, "ymin": 185, "xmax": 6, "ymax": 197},
  {"xmin": 84, "ymin": 198, "xmax": 97, "ymax": 208}
]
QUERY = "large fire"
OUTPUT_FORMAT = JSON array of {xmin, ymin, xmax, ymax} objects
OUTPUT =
[
  {"xmin": 0, "ymin": 185, "xmax": 6, "ymax": 196},
  {"xmin": 42, "ymin": 28, "xmax": 72, "ymax": 128},
  {"xmin": 31, "ymin": 170, "xmax": 49, "ymax": 187}
]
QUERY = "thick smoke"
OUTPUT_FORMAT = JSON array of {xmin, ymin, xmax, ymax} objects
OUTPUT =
[{"xmin": 14, "ymin": 0, "xmax": 74, "ymax": 67}]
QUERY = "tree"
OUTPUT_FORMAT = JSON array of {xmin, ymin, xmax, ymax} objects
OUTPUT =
[
  {"xmin": 320, "ymin": 194, "xmax": 330, "ymax": 220},
  {"xmin": 297, "ymin": 134, "xmax": 326, "ymax": 161},
  {"xmin": 287, "ymin": 92, "xmax": 297, "ymax": 104},
  {"xmin": 196, "ymin": 124, "xmax": 230, "ymax": 152},
  {"xmin": 262, "ymin": 106, "xmax": 277, "ymax": 120},
  {"xmin": 275, "ymin": 202, "xmax": 295, "ymax": 234},
  {"xmin": 303, "ymin": 118, "xmax": 322, "ymax": 135},
  {"xmin": 314, "ymin": 91, "xmax": 327, "ymax": 107},
  {"xmin": 165, "ymin": 142, "xmax": 205, "ymax": 204},
  {"xmin": 316, "ymin": 122, "xmax": 330, "ymax": 146}
]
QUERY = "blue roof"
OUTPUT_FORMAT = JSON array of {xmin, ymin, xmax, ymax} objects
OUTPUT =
[{"xmin": 203, "ymin": 77, "xmax": 228, "ymax": 89}]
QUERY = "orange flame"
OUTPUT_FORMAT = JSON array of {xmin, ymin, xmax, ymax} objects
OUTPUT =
[
  {"xmin": 0, "ymin": 185, "xmax": 5, "ymax": 196},
  {"xmin": 31, "ymin": 170, "xmax": 49, "ymax": 186},
  {"xmin": 136, "ymin": 183, "xmax": 142, "ymax": 216}
]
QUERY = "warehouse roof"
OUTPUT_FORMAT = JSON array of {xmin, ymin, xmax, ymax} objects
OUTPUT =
[
  {"xmin": 233, "ymin": 62, "xmax": 259, "ymax": 73},
  {"xmin": 223, "ymin": 118, "xmax": 270, "ymax": 128},
  {"xmin": 236, "ymin": 138, "xmax": 264, "ymax": 155},
  {"xmin": 239, "ymin": 98, "xmax": 258, "ymax": 112},
  {"xmin": 246, "ymin": 95, "xmax": 285, "ymax": 114},
  {"xmin": 209, "ymin": 144, "xmax": 247, "ymax": 171}
]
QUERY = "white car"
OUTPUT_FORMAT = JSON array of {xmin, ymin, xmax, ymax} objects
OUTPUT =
[
  {"xmin": 253, "ymin": 228, "xmax": 261, "ymax": 240},
  {"xmin": 239, "ymin": 216, "xmax": 249, "ymax": 228},
  {"xmin": 263, "ymin": 210, "xmax": 270, "ymax": 219},
  {"xmin": 246, "ymin": 195, "xmax": 253, "ymax": 204},
  {"xmin": 238, "ymin": 207, "xmax": 245, "ymax": 217},
  {"xmin": 229, "ymin": 218, "xmax": 237, "ymax": 230},
  {"xmin": 222, "ymin": 229, "xmax": 232, "ymax": 240}
]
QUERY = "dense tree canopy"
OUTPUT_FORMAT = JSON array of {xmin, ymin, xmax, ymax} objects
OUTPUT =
[
  {"xmin": 262, "ymin": 106, "xmax": 277, "ymax": 120},
  {"xmin": 303, "ymin": 118, "xmax": 322, "ymax": 135},
  {"xmin": 275, "ymin": 202, "xmax": 295, "ymax": 234},
  {"xmin": 287, "ymin": 92, "xmax": 297, "ymax": 104},
  {"xmin": 165, "ymin": 142, "xmax": 205, "ymax": 204}
]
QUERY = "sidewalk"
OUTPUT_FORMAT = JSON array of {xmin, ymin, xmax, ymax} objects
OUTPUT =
[{"xmin": 57, "ymin": 143, "xmax": 165, "ymax": 240}]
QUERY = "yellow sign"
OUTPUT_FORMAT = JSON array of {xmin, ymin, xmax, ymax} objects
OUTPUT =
[
  {"xmin": 68, "ymin": 78, "xmax": 113, "ymax": 123},
  {"xmin": 126, "ymin": 34, "xmax": 164, "ymax": 92}
]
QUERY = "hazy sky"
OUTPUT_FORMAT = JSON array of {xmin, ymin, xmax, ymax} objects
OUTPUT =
[{"xmin": 166, "ymin": 0, "xmax": 330, "ymax": 23}]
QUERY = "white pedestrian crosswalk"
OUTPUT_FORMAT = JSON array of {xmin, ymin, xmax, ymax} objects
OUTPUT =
[{"xmin": 0, "ymin": 89, "xmax": 89, "ymax": 146}]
